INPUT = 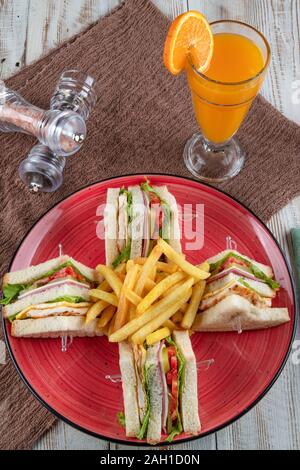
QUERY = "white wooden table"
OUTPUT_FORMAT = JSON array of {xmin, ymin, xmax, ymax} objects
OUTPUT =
[{"xmin": 1, "ymin": 0, "xmax": 299, "ymax": 450}]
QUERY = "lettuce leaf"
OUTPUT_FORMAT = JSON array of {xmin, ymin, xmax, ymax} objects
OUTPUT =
[
  {"xmin": 46, "ymin": 296, "xmax": 86, "ymax": 304},
  {"xmin": 0, "ymin": 284, "xmax": 27, "ymax": 305},
  {"xmin": 119, "ymin": 188, "xmax": 133, "ymax": 224},
  {"xmin": 238, "ymin": 278, "xmax": 264, "ymax": 296},
  {"xmin": 112, "ymin": 240, "xmax": 132, "ymax": 269},
  {"xmin": 117, "ymin": 411, "xmax": 126, "ymax": 428},
  {"xmin": 137, "ymin": 364, "xmax": 152, "ymax": 440},
  {"xmin": 8, "ymin": 313, "xmax": 18, "ymax": 323},
  {"xmin": 209, "ymin": 252, "xmax": 280, "ymax": 290}
]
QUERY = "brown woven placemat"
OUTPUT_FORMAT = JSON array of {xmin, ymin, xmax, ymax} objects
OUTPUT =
[{"xmin": 1, "ymin": 0, "xmax": 300, "ymax": 450}]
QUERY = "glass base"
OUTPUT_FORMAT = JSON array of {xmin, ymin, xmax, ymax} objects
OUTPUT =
[{"xmin": 183, "ymin": 132, "xmax": 245, "ymax": 183}]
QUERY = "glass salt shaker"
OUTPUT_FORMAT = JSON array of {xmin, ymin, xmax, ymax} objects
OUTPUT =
[{"xmin": 18, "ymin": 70, "xmax": 96, "ymax": 193}]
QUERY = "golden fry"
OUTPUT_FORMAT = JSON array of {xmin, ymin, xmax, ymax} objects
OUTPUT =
[
  {"xmin": 155, "ymin": 272, "xmax": 169, "ymax": 283},
  {"xmin": 157, "ymin": 238, "xmax": 210, "ymax": 281},
  {"xmin": 90, "ymin": 279, "xmax": 112, "ymax": 301},
  {"xmin": 86, "ymin": 300, "xmax": 108, "ymax": 324},
  {"xmin": 163, "ymin": 319, "xmax": 177, "ymax": 331},
  {"xmin": 197, "ymin": 261, "xmax": 210, "ymax": 272},
  {"xmin": 89, "ymin": 289, "xmax": 119, "ymax": 306},
  {"xmin": 146, "ymin": 327, "xmax": 171, "ymax": 346},
  {"xmin": 161, "ymin": 278, "xmax": 188, "ymax": 298},
  {"xmin": 97, "ymin": 305, "xmax": 116, "ymax": 328},
  {"xmin": 129, "ymin": 304, "xmax": 136, "ymax": 321},
  {"xmin": 114, "ymin": 264, "xmax": 139, "ymax": 331},
  {"xmin": 131, "ymin": 290, "xmax": 192, "ymax": 344},
  {"xmin": 181, "ymin": 280, "xmax": 206, "ymax": 329},
  {"xmin": 149, "ymin": 265, "xmax": 157, "ymax": 281},
  {"xmin": 109, "ymin": 277, "xmax": 193, "ymax": 343},
  {"xmin": 108, "ymin": 315, "xmax": 116, "ymax": 336},
  {"xmin": 126, "ymin": 260, "xmax": 135, "ymax": 272},
  {"xmin": 133, "ymin": 257, "xmax": 147, "ymax": 265},
  {"xmin": 115, "ymin": 262, "xmax": 126, "ymax": 274},
  {"xmin": 156, "ymin": 261, "xmax": 178, "ymax": 274},
  {"xmin": 124, "ymin": 288, "xmax": 142, "ymax": 306},
  {"xmin": 179, "ymin": 302, "xmax": 189, "ymax": 313},
  {"xmin": 171, "ymin": 311, "xmax": 184, "ymax": 323},
  {"xmin": 144, "ymin": 278, "xmax": 156, "ymax": 292},
  {"xmin": 96, "ymin": 264, "xmax": 123, "ymax": 297},
  {"xmin": 134, "ymin": 244, "xmax": 163, "ymax": 297},
  {"xmin": 117, "ymin": 273, "xmax": 126, "ymax": 282},
  {"xmin": 136, "ymin": 271, "xmax": 186, "ymax": 316}
]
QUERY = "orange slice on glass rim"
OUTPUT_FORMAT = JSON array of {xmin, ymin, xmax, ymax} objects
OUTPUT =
[{"xmin": 164, "ymin": 11, "xmax": 214, "ymax": 75}]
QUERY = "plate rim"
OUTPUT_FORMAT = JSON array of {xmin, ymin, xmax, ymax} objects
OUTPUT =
[{"xmin": 2, "ymin": 172, "xmax": 298, "ymax": 447}]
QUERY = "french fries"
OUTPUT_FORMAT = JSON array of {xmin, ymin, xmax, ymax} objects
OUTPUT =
[
  {"xmin": 89, "ymin": 289, "xmax": 119, "ymax": 307},
  {"xmin": 157, "ymin": 238, "xmax": 210, "ymax": 281},
  {"xmin": 197, "ymin": 261, "xmax": 210, "ymax": 273},
  {"xmin": 133, "ymin": 244, "xmax": 163, "ymax": 297},
  {"xmin": 114, "ymin": 264, "xmax": 139, "ymax": 331},
  {"xmin": 108, "ymin": 314, "xmax": 116, "ymax": 336},
  {"xmin": 86, "ymin": 300, "xmax": 108, "ymax": 324},
  {"xmin": 163, "ymin": 319, "xmax": 177, "ymax": 331},
  {"xmin": 109, "ymin": 277, "xmax": 194, "ymax": 342},
  {"xmin": 97, "ymin": 305, "xmax": 116, "ymax": 328},
  {"xmin": 146, "ymin": 327, "xmax": 171, "ymax": 346},
  {"xmin": 181, "ymin": 280, "xmax": 206, "ymax": 329},
  {"xmin": 161, "ymin": 279, "xmax": 189, "ymax": 298},
  {"xmin": 124, "ymin": 288, "xmax": 142, "ymax": 306},
  {"xmin": 87, "ymin": 240, "xmax": 210, "ymax": 342},
  {"xmin": 131, "ymin": 289, "xmax": 192, "ymax": 344},
  {"xmin": 96, "ymin": 265, "xmax": 123, "ymax": 297},
  {"xmin": 171, "ymin": 311, "xmax": 183, "ymax": 323},
  {"xmin": 90, "ymin": 279, "xmax": 112, "ymax": 301},
  {"xmin": 136, "ymin": 271, "xmax": 186, "ymax": 316},
  {"xmin": 179, "ymin": 302, "xmax": 189, "ymax": 313},
  {"xmin": 144, "ymin": 278, "xmax": 156, "ymax": 292}
]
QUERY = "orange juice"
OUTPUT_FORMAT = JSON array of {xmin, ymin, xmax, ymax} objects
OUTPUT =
[{"xmin": 186, "ymin": 33, "xmax": 266, "ymax": 143}]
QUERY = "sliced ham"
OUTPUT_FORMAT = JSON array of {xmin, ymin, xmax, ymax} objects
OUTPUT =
[
  {"xmin": 207, "ymin": 266, "xmax": 262, "ymax": 284},
  {"xmin": 18, "ymin": 279, "xmax": 90, "ymax": 300}
]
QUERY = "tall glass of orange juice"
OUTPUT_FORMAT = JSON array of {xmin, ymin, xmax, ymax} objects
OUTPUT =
[{"xmin": 184, "ymin": 21, "xmax": 270, "ymax": 182}]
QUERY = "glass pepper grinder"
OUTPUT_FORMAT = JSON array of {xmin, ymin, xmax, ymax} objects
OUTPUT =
[
  {"xmin": 0, "ymin": 80, "xmax": 86, "ymax": 156},
  {"xmin": 18, "ymin": 70, "xmax": 96, "ymax": 193}
]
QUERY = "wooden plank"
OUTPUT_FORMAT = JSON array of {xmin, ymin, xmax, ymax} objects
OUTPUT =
[
  {"xmin": 0, "ymin": 0, "xmax": 30, "ymax": 79},
  {"xmin": 26, "ymin": 0, "xmax": 121, "ymax": 67},
  {"xmin": 33, "ymin": 420, "xmax": 109, "ymax": 450},
  {"xmin": 0, "ymin": 0, "xmax": 122, "ymax": 79}
]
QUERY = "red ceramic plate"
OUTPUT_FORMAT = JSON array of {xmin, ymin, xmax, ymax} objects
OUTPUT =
[{"xmin": 3, "ymin": 174, "xmax": 296, "ymax": 446}]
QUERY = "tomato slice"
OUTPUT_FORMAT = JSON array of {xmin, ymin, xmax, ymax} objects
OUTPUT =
[
  {"xmin": 167, "ymin": 346, "xmax": 176, "ymax": 358},
  {"xmin": 170, "ymin": 377, "xmax": 179, "ymax": 421},
  {"xmin": 170, "ymin": 355, "xmax": 178, "ymax": 370},
  {"xmin": 166, "ymin": 371, "xmax": 173, "ymax": 385},
  {"xmin": 48, "ymin": 266, "xmax": 85, "ymax": 283},
  {"xmin": 149, "ymin": 192, "xmax": 161, "ymax": 205}
]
